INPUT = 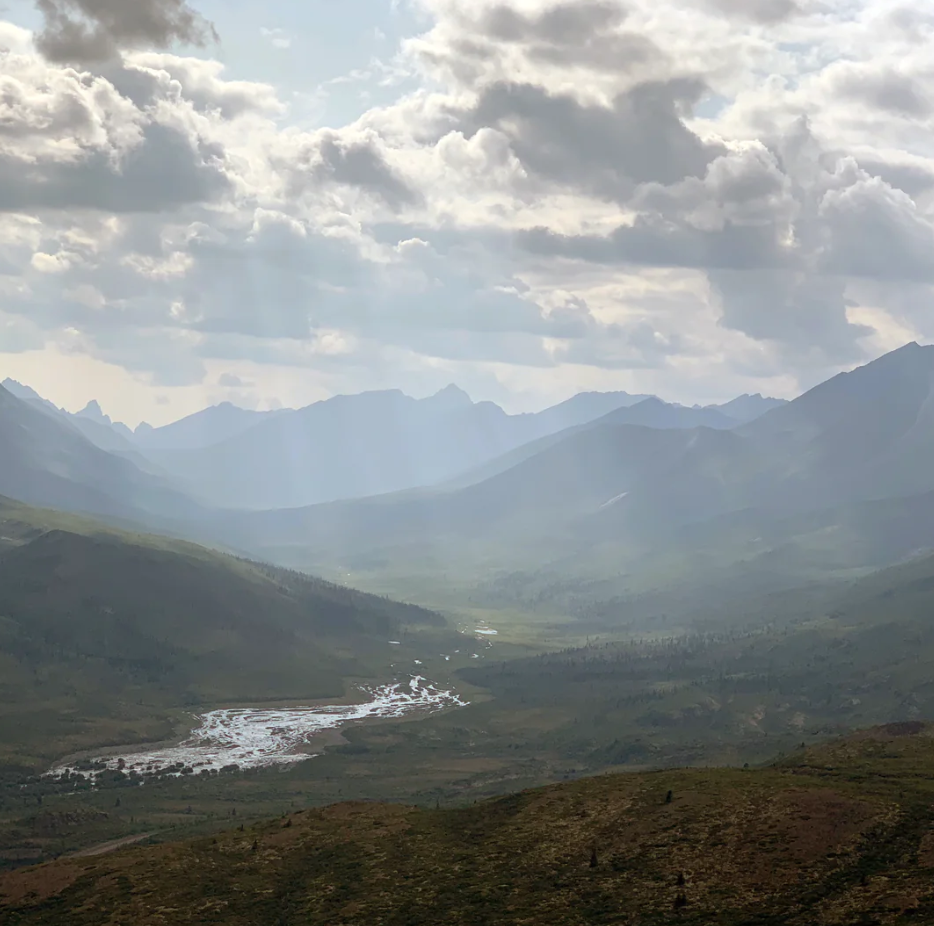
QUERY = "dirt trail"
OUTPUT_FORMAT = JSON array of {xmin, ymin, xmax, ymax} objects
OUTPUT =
[{"xmin": 68, "ymin": 832, "xmax": 157, "ymax": 858}]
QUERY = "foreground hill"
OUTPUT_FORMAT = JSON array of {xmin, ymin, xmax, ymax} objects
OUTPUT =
[
  {"xmin": 0, "ymin": 498, "xmax": 450, "ymax": 768},
  {"xmin": 4, "ymin": 723, "xmax": 934, "ymax": 925}
]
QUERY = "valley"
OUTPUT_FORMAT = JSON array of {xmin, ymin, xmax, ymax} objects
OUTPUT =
[
  {"xmin": 49, "ymin": 677, "xmax": 466, "ymax": 779},
  {"xmin": 4, "ymin": 345, "xmax": 934, "ymax": 918}
]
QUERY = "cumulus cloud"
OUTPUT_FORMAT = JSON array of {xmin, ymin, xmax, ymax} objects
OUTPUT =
[
  {"xmin": 0, "ymin": 51, "xmax": 253, "ymax": 214},
  {"xmin": 699, "ymin": 0, "xmax": 802, "ymax": 24},
  {"xmin": 3, "ymin": 0, "xmax": 934, "ymax": 411},
  {"xmin": 259, "ymin": 27, "xmax": 291, "ymax": 50},
  {"xmin": 34, "ymin": 0, "xmax": 217, "ymax": 63},
  {"xmin": 217, "ymin": 372, "xmax": 251, "ymax": 387},
  {"xmin": 456, "ymin": 78, "xmax": 723, "ymax": 198}
]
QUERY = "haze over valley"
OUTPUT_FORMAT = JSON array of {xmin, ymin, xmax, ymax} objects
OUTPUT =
[{"xmin": 5, "ymin": 0, "xmax": 934, "ymax": 921}]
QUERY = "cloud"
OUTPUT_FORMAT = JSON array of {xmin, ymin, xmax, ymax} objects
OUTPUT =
[
  {"xmin": 470, "ymin": 1, "xmax": 662, "ymax": 74},
  {"xmin": 316, "ymin": 132, "xmax": 423, "ymax": 208},
  {"xmin": 456, "ymin": 78, "xmax": 723, "ymax": 200},
  {"xmin": 0, "ymin": 52, "xmax": 249, "ymax": 214},
  {"xmin": 699, "ymin": 0, "xmax": 802, "ymax": 24},
  {"xmin": 259, "ymin": 27, "xmax": 291, "ymax": 50},
  {"xmin": 830, "ymin": 62, "xmax": 934, "ymax": 119},
  {"xmin": 5, "ymin": 0, "xmax": 934, "ymax": 413},
  {"xmin": 34, "ymin": 0, "xmax": 217, "ymax": 63},
  {"xmin": 217, "ymin": 371, "xmax": 251, "ymax": 387},
  {"xmin": 710, "ymin": 269, "xmax": 869, "ymax": 365},
  {"xmin": 819, "ymin": 172, "xmax": 934, "ymax": 283}
]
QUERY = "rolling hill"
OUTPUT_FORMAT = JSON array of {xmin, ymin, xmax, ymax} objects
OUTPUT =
[{"xmin": 4, "ymin": 723, "xmax": 934, "ymax": 925}]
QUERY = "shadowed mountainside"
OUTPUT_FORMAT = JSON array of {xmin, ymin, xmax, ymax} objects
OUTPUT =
[
  {"xmin": 0, "ymin": 497, "xmax": 451, "ymax": 768},
  {"xmin": 210, "ymin": 344, "xmax": 934, "ymax": 604}
]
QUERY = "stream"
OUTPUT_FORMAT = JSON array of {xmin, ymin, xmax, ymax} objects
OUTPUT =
[{"xmin": 50, "ymin": 676, "xmax": 466, "ymax": 779}]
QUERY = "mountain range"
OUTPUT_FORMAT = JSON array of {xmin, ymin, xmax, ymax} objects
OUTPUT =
[
  {"xmin": 8, "ymin": 342, "xmax": 934, "ymax": 910},
  {"xmin": 5, "ymin": 345, "xmax": 934, "ymax": 605},
  {"xmin": 8, "ymin": 345, "xmax": 934, "ymax": 614},
  {"xmin": 0, "ymin": 377, "xmax": 785, "ymax": 511},
  {"xmin": 200, "ymin": 343, "xmax": 934, "ymax": 609},
  {"xmin": 0, "ymin": 384, "xmax": 195, "ymax": 527}
]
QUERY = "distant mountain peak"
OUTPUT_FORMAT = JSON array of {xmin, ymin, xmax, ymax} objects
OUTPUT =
[
  {"xmin": 4, "ymin": 378, "xmax": 44, "ymax": 400},
  {"xmin": 77, "ymin": 400, "xmax": 111, "ymax": 424},
  {"xmin": 1, "ymin": 378, "xmax": 61, "ymax": 413},
  {"xmin": 832, "ymin": 342, "xmax": 934, "ymax": 384},
  {"xmin": 858, "ymin": 341, "xmax": 930, "ymax": 370},
  {"xmin": 424, "ymin": 384, "xmax": 474, "ymax": 410}
]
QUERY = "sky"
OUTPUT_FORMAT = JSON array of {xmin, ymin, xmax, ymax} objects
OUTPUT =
[{"xmin": 0, "ymin": 0, "xmax": 932, "ymax": 427}]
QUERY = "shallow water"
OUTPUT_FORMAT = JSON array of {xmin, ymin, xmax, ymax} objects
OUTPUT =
[{"xmin": 51, "ymin": 676, "xmax": 466, "ymax": 778}]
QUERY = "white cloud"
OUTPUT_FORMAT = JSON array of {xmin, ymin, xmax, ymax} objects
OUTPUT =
[
  {"xmin": 1, "ymin": 0, "xmax": 933, "ymax": 423},
  {"xmin": 260, "ymin": 27, "xmax": 291, "ymax": 50}
]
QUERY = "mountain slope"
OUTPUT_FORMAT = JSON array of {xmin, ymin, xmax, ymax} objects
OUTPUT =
[
  {"xmin": 0, "ymin": 380, "xmax": 59, "ymax": 414},
  {"xmin": 712, "ymin": 392, "xmax": 787, "ymax": 422},
  {"xmin": 212, "ymin": 422, "xmax": 710, "ymax": 573},
  {"xmin": 0, "ymin": 500, "xmax": 449, "ymax": 767},
  {"xmin": 133, "ymin": 402, "xmax": 289, "ymax": 451},
  {"xmin": 211, "ymin": 343, "xmax": 934, "ymax": 600},
  {"xmin": 2, "ymin": 377, "xmax": 783, "ymax": 513},
  {"xmin": 597, "ymin": 395, "xmax": 737, "ymax": 430},
  {"xmin": 0, "ymin": 384, "xmax": 198, "ymax": 524},
  {"xmin": 148, "ymin": 388, "xmax": 541, "ymax": 509},
  {"xmin": 2, "ymin": 381, "xmax": 138, "ymax": 454},
  {"xmin": 527, "ymin": 388, "xmax": 651, "ymax": 432},
  {"xmin": 139, "ymin": 386, "xmax": 767, "ymax": 510},
  {"xmin": 5, "ymin": 724, "xmax": 934, "ymax": 925},
  {"xmin": 738, "ymin": 340, "xmax": 934, "ymax": 505}
]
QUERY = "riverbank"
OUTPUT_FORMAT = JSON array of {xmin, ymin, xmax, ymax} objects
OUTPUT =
[{"xmin": 48, "ymin": 676, "xmax": 467, "ymax": 780}]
